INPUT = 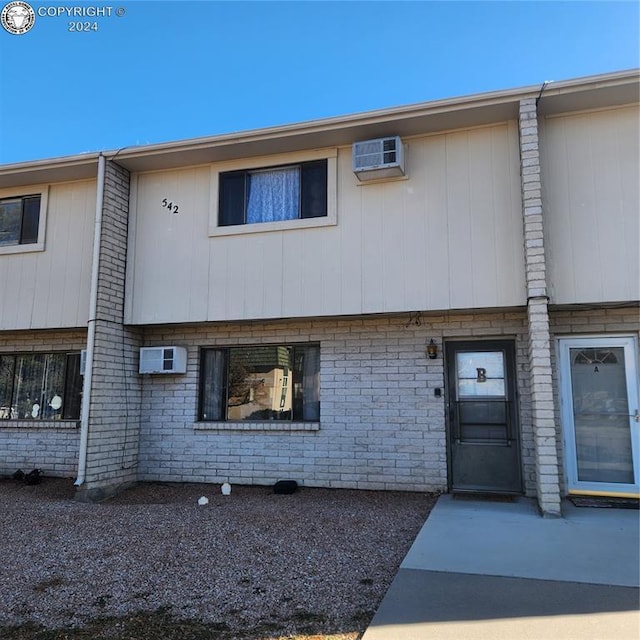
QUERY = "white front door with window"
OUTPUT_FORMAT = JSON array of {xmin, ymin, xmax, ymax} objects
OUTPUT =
[{"xmin": 559, "ymin": 336, "xmax": 640, "ymax": 497}]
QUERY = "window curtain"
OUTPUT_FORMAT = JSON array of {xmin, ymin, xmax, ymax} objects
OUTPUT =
[
  {"xmin": 201, "ymin": 350, "xmax": 226, "ymax": 420},
  {"xmin": 301, "ymin": 346, "xmax": 320, "ymax": 421},
  {"xmin": 0, "ymin": 356, "xmax": 15, "ymax": 418},
  {"xmin": 12, "ymin": 354, "xmax": 65, "ymax": 419},
  {"xmin": 246, "ymin": 167, "xmax": 300, "ymax": 223}
]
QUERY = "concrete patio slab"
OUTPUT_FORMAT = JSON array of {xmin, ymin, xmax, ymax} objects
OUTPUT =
[
  {"xmin": 362, "ymin": 495, "xmax": 640, "ymax": 640},
  {"xmin": 402, "ymin": 495, "xmax": 639, "ymax": 586}
]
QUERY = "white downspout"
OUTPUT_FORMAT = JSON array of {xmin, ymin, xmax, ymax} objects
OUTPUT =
[{"xmin": 75, "ymin": 153, "xmax": 106, "ymax": 486}]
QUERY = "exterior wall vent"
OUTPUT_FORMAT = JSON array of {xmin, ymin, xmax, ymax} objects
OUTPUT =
[
  {"xmin": 352, "ymin": 136, "xmax": 405, "ymax": 181},
  {"xmin": 139, "ymin": 346, "xmax": 187, "ymax": 374}
]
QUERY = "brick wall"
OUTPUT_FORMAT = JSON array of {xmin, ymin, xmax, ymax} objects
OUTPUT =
[
  {"xmin": 519, "ymin": 98, "xmax": 561, "ymax": 515},
  {"xmin": 136, "ymin": 310, "xmax": 535, "ymax": 494},
  {"xmin": 0, "ymin": 329, "xmax": 86, "ymax": 477},
  {"xmin": 79, "ymin": 161, "xmax": 142, "ymax": 500}
]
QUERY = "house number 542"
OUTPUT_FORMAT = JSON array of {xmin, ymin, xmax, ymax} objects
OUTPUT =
[{"xmin": 162, "ymin": 198, "xmax": 180, "ymax": 214}]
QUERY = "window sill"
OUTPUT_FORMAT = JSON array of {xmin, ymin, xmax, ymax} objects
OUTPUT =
[
  {"xmin": 193, "ymin": 422, "xmax": 320, "ymax": 433},
  {"xmin": 0, "ymin": 420, "xmax": 80, "ymax": 430},
  {"xmin": 0, "ymin": 242, "xmax": 45, "ymax": 255},
  {"xmin": 209, "ymin": 216, "xmax": 336, "ymax": 237}
]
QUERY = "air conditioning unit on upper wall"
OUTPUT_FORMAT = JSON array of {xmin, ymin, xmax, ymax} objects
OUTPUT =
[
  {"xmin": 139, "ymin": 346, "xmax": 187, "ymax": 374},
  {"xmin": 352, "ymin": 136, "xmax": 405, "ymax": 182}
]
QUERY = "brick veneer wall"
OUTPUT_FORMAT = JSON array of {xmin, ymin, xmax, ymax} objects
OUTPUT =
[
  {"xmin": 0, "ymin": 329, "xmax": 86, "ymax": 477},
  {"xmin": 136, "ymin": 311, "xmax": 537, "ymax": 494},
  {"xmin": 78, "ymin": 161, "xmax": 142, "ymax": 500}
]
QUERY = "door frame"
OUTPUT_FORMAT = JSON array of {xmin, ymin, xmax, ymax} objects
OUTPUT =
[
  {"xmin": 444, "ymin": 338, "xmax": 523, "ymax": 494},
  {"xmin": 558, "ymin": 334, "xmax": 640, "ymax": 497}
]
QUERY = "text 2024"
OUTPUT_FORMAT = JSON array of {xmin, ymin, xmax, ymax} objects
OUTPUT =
[{"xmin": 68, "ymin": 21, "xmax": 98, "ymax": 31}]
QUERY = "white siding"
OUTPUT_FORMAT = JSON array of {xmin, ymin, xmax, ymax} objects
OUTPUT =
[
  {"xmin": 127, "ymin": 123, "xmax": 525, "ymax": 324},
  {"xmin": 541, "ymin": 106, "xmax": 640, "ymax": 304},
  {"xmin": 0, "ymin": 180, "xmax": 96, "ymax": 330}
]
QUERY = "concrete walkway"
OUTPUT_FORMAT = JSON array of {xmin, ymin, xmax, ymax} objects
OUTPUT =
[{"xmin": 362, "ymin": 495, "xmax": 640, "ymax": 640}]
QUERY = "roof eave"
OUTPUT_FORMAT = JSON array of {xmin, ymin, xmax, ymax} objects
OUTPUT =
[{"xmin": 1, "ymin": 68, "xmax": 637, "ymax": 184}]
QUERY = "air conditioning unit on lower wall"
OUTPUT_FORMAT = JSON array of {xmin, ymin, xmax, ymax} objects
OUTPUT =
[{"xmin": 139, "ymin": 346, "xmax": 187, "ymax": 374}]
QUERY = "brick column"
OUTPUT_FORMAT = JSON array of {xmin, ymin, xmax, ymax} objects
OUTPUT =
[
  {"xmin": 519, "ymin": 99, "xmax": 561, "ymax": 516},
  {"xmin": 76, "ymin": 161, "xmax": 142, "ymax": 502}
]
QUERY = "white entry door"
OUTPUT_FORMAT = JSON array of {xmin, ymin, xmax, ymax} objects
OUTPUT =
[{"xmin": 559, "ymin": 336, "xmax": 639, "ymax": 497}]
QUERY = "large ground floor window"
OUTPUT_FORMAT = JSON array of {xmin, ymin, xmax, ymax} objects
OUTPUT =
[
  {"xmin": 199, "ymin": 344, "xmax": 320, "ymax": 422},
  {"xmin": 0, "ymin": 352, "xmax": 82, "ymax": 420}
]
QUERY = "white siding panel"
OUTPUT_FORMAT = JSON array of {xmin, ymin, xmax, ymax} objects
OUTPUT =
[
  {"xmin": 130, "ymin": 167, "xmax": 210, "ymax": 323},
  {"xmin": 380, "ymin": 183, "xmax": 407, "ymax": 312},
  {"xmin": 2, "ymin": 254, "xmax": 37, "ymax": 329},
  {"xmin": 401, "ymin": 143, "xmax": 429, "ymax": 309},
  {"xmin": 207, "ymin": 238, "xmax": 229, "ymax": 321},
  {"xmin": 244, "ymin": 234, "xmax": 281, "ymax": 318},
  {"xmin": 337, "ymin": 156, "xmax": 363, "ymax": 315},
  {"xmin": 469, "ymin": 128, "xmax": 498, "ymax": 305},
  {"xmin": 320, "ymin": 224, "xmax": 343, "ymax": 315},
  {"xmin": 261, "ymin": 234, "xmax": 285, "ymax": 318},
  {"xmin": 446, "ymin": 132, "xmax": 474, "ymax": 309},
  {"xmin": 423, "ymin": 136, "xmax": 451, "ymax": 310},
  {"xmin": 280, "ymin": 232, "xmax": 303, "ymax": 318},
  {"xmin": 495, "ymin": 121, "xmax": 525, "ymax": 305},
  {"xmin": 542, "ymin": 106, "xmax": 640, "ymax": 304},
  {"xmin": 0, "ymin": 181, "xmax": 95, "ymax": 330},
  {"xmin": 360, "ymin": 182, "xmax": 386, "ymax": 312},
  {"xmin": 128, "ymin": 123, "xmax": 525, "ymax": 324}
]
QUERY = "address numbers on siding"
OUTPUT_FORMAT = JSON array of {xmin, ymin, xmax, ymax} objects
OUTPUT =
[{"xmin": 161, "ymin": 199, "xmax": 180, "ymax": 215}]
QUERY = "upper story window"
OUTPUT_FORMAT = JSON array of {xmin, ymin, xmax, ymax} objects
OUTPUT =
[
  {"xmin": 0, "ymin": 195, "xmax": 41, "ymax": 247},
  {"xmin": 219, "ymin": 160, "xmax": 327, "ymax": 227},
  {"xmin": 209, "ymin": 149, "xmax": 337, "ymax": 237},
  {"xmin": 0, "ymin": 185, "xmax": 48, "ymax": 255},
  {"xmin": 0, "ymin": 352, "xmax": 82, "ymax": 421}
]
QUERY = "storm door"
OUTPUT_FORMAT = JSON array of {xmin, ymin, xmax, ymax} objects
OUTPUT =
[
  {"xmin": 559, "ymin": 337, "xmax": 639, "ymax": 497},
  {"xmin": 446, "ymin": 341, "xmax": 522, "ymax": 494}
]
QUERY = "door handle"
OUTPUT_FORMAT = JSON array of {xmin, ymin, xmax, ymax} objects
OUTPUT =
[{"xmin": 635, "ymin": 410, "xmax": 639, "ymax": 423}]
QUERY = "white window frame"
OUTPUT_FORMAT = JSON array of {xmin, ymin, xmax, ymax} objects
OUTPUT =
[
  {"xmin": 0, "ymin": 184, "xmax": 49, "ymax": 255},
  {"xmin": 208, "ymin": 148, "xmax": 337, "ymax": 237}
]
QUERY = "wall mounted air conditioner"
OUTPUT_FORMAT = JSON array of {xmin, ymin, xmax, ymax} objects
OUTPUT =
[
  {"xmin": 80, "ymin": 349, "xmax": 87, "ymax": 375},
  {"xmin": 139, "ymin": 346, "xmax": 187, "ymax": 374},
  {"xmin": 352, "ymin": 136, "xmax": 405, "ymax": 181}
]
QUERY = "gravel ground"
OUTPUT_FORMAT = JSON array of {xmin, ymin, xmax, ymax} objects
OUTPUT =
[{"xmin": 0, "ymin": 477, "xmax": 438, "ymax": 639}]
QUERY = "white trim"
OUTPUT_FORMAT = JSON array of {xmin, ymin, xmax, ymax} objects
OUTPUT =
[
  {"xmin": 558, "ymin": 334, "xmax": 639, "ymax": 496},
  {"xmin": 123, "ymin": 173, "xmax": 138, "ymax": 324}
]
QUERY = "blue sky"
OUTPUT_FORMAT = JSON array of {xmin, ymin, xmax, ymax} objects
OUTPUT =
[{"xmin": 0, "ymin": 0, "xmax": 638, "ymax": 164}]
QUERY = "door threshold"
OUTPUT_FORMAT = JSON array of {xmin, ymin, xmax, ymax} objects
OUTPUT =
[
  {"xmin": 569, "ymin": 496, "xmax": 639, "ymax": 509},
  {"xmin": 452, "ymin": 491, "xmax": 520, "ymax": 503}
]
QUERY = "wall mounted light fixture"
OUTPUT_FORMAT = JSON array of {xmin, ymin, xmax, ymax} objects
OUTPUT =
[{"xmin": 426, "ymin": 339, "xmax": 438, "ymax": 359}]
